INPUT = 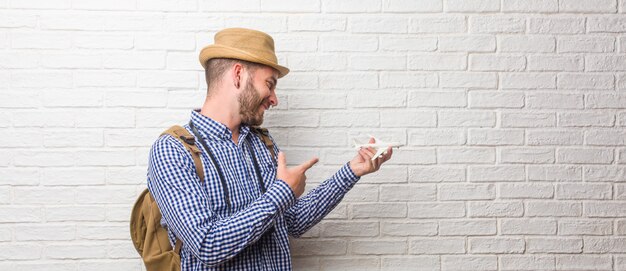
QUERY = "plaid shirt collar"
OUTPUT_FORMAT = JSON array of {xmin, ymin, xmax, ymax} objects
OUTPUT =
[{"xmin": 190, "ymin": 109, "xmax": 251, "ymax": 142}]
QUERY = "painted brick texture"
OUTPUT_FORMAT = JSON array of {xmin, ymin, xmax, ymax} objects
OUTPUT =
[{"xmin": 2, "ymin": 1, "xmax": 626, "ymax": 270}]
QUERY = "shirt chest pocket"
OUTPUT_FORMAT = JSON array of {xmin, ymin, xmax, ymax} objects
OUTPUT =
[{"xmin": 258, "ymin": 160, "xmax": 276, "ymax": 191}]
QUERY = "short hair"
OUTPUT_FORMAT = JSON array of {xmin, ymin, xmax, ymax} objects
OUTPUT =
[{"xmin": 204, "ymin": 58, "xmax": 264, "ymax": 92}]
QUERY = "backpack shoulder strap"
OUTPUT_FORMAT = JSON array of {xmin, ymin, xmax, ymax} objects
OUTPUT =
[
  {"xmin": 161, "ymin": 125, "xmax": 205, "ymax": 182},
  {"xmin": 250, "ymin": 126, "xmax": 276, "ymax": 162}
]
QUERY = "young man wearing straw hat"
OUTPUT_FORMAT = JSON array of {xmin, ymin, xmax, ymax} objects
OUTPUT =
[{"xmin": 147, "ymin": 28, "xmax": 393, "ymax": 270}]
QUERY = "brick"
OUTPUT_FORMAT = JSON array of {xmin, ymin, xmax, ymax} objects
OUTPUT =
[
  {"xmin": 441, "ymin": 255, "xmax": 497, "ymax": 271},
  {"xmin": 12, "ymin": 71, "xmax": 72, "ymax": 88},
  {"xmin": 501, "ymin": 72, "xmax": 556, "ymax": 89},
  {"xmin": 261, "ymin": 0, "xmax": 319, "ymax": 12},
  {"xmin": 409, "ymin": 90, "xmax": 467, "ymax": 108},
  {"xmin": 291, "ymin": 239, "xmax": 347, "ymax": 256},
  {"xmin": 499, "ymin": 183, "xmax": 554, "ymax": 199},
  {"xmin": 289, "ymin": 93, "xmax": 346, "ymax": 109},
  {"xmin": 470, "ymin": 16, "xmax": 525, "ymax": 34},
  {"xmin": 438, "ymin": 147, "xmax": 495, "ymax": 164},
  {"xmin": 501, "ymin": 219, "xmax": 557, "ymax": 235},
  {"xmin": 383, "ymin": 0, "xmax": 442, "ymax": 12},
  {"xmin": 276, "ymin": 73, "xmax": 317, "ymax": 90},
  {"xmin": 502, "ymin": 0, "xmax": 558, "ymax": 12},
  {"xmin": 527, "ymin": 130, "xmax": 583, "ymax": 145},
  {"xmin": 0, "ymin": 129, "xmax": 42, "ymax": 147},
  {"xmin": 468, "ymin": 129, "xmax": 524, "ymax": 146},
  {"xmin": 290, "ymin": 54, "xmax": 346, "ymax": 71},
  {"xmin": 77, "ymin": 224, "xmax": 128, "ymax": 240},
  {"xmin": 380, "ymin": 37, "xmax": 437, "ymax": 51},
  {"xmin": 0, "ymin": 207, "xmax": 42, "ymax": 223},
  {"xmin": 274, "ymin": 34, "xmax": 318, "ymax": 52},
  {"xmin": 74, "ymin": 109, "xmax": 134, "ymax": 128},
  {"xmin": 381, "ymin": 221, "xmax": 438, "ymax": 236},
  {"xmin": 352, "ymin": 203, "xmax": 407, "ymax": 218},
  {"xmin": 439, "ymin": 111, "xmax": 495, "ymax": 127},
  {"xmin": 136, "ymin": 33, "xmax": 195, "ymax": 50},
  {"xmin": 382, "ymin": 256, "xmax": 440, "ymax": 270},
  {"xmin": 438, "ymin": 35, "xmax": 495, "ymax": 52},
  {"xmin": 105, "ymin": 129, "xmax": 163, "ymax": 147},
  {"xmin": 40, "ymin": 13, "xmax": 105, "ymax": 31},
  {"xmin": 440, "ymin": 183, "xmax": 495, "ymax": 200},
  {"xmin": 380, "ymin": 72, "xmax": 438, "ymax": 88},
  {"xmin": 350, "ymin": 17, "xmax": 407, "ymax": 34},
  {"xmin": 11, "ymin": 32, "xmax": 72, "ymax": 49},
  {"xmin": 557, "ymin": 36, "xmax": 615, "ymax": 53},
  {"xmin": 409, "ymin": 129, "xmax": 465, "ymax": 146},
  {"xmin": 75, "ymin": 186, "xmax": 136, "ymax": 204},
  {"xmin": 320, "ymin": 72, "xmax": 378, "ymax": 89},
  {"xmin": 469, "ymin": 201, "xmax": 523, "ymax": 217},
  {"xmin": 223, "ymin": 16, "xmax": 286, "ymax": 33},
  {"xmin": 558, "ymin": 112, "xmax": 614, "ymax": 127},
  {"xmin": 320, "ymin": 111, "xmax": 379, "ymax": 127},
  {"xmin": 0, "ymin": 51, "xmax": 39, "ymax": 68},
  {"xmin": 356, "ymin": 166, "xmax": 408, "ymax": 184},
  {"xmin": 350, "ymin": 90, "xmax": 406, "ymax": 108},
  {"xmin": 14, "ymin": 225, "xmax": 75, "ymax": 241},
  {"xmin": 410, "ymin": 16, "xmax": 467, "ymax": 33},
  {"xmin": 500, "ymin": 148, "xmax": 555, "ymax": 164},
  {"xmin": 408, "ymin": 166, "xmax": 466, "ymax": 183},
  {"xmin": 408, "ymin": 202, "xmax": 465, "ymax": 218},
  {"xmin": 351, "ymin": 240, "xmax": 407, "ymax": 255},
  {"xmin": 288, "ymin": 15, "xmax": 346, "ymax": 32},
  {"xmin": 445, "ymin": 0, "xmax": 499, "ymax": 12},
  {"xmin": 9, "ymin": 0, "xmax": 70, "ymax": 9},
  {"xmin": 469, "ymin": 237, "xmax": 525, "ymax": 253},
  {"xmin": 14, "ymin": 150, "xmax": 75, "ymax": 167},
  {"xmin": 558, "ymin": 73, "xmax": 614, "ymax": 90},
  {"xmin": 74, "ymin": 71, "xmax": 135, "ymax": 87},
  {"xmin": 470, "ymin": 54, "xmax": 525, "ymax": 71},
  {"xmin": 440, "ymin": 72, "xmax": 497, "ymax": 89},
  {"xmin": 586, "ymin": 55, "xmax": 626, "ymax": 71},
  {"xmin": 138, "ymin": 71, "xmax": 198, "ymax": 88},
  {"xmin": 350, "ymin": 54, "xmax": 405, "ymax": 70},
  {"xmin": 288, "ymin": 129, "xmax": 345, "ymax": 147},
  {"xmin": 557, "ymin": 148, "xmax": 613, "ymax": 164},
  {"xmin": 469, "ymin": 166, "xmax": 525, "ymax": 182},
  {"xmin": 0, "ymin": 244, "xmax": 42, "ymax": 260},
  {"xmin": 386, "ymin": 149, "xmax": 436, "ymax": 165},
  {"xmin": 586, "ymin": 130, "xmax": 626, "ymax": 146},
  {"xmin": 0, "ymin": 170, "xmax": 39, "ymax": 186},
  {"xmin": 139, "ymin": 0, "xmax": 197, "ymax": 11},
  {"xmin": 381, "ymin": 111, "xmax": 436, "ymax": 127},
  {"xmin": 618, "ymin": 219, "xmax": 626, "ymax": 234},
  {"xmin": 585, "ymin": 237, "xmax": 626, "ymax": 253},
  {"xmin": 587, "ymin": 93, "xmax": 626, "ymax": 109},
  {"xmin": 529, "ymin": 165, "xmax": 582, "ymax": 181},
  {"xmin": 526, "ymin": 238, "xmax": 582, "ymax": 253},
  {"xmin": 322, "ymin": 0, "xmax": 379, "ymax": 12},
  {"xmin": 1, "ymin": 90, "xmax": 39, "ymax": 107},
  {"xmin": 527, "ymin": 201, "xmax": 582, "ymax": 217},
  {"xmin": 380, "ymin": 184, "xmax": 436, "ymax": 201},
  {"xmin": 321, "ymin": 221, "xmax": 379, "ymax": 237},
  {"xmin": 556, "ymin": 255, "xmax": 612, "ymax": 271},
  {"xmin": 79, "ymin": 261, "xmax": 142, "ymax": 270},
  {"xmin": 410, "ymin": 238, "xmax": 465, "ymax": 254},
  {"xmin": 501, "ymin": 113, "xmax": 556, "ymax": 128},
  {"xmin": 408, "ymin": 54, "xmax": 467, "ymax": 71},
  {"xmin": 321, "ymin": 258, "xmax": 379, "ymax": 270},
  {"xmin": 528, "ymin": 55, "xmax": 583, "ymax": 71},
  {"xmin": 106, "ymin": 90, "xmax": 168, "ymax": 108},
  {"xmin": 320, "ymin": 35, "xmax": 378, "ymax": 52},
  {"xmin": 74, "ymin": 33, "xmax": 133, "ymax": 49},
  {"xmin": 468, "ymin": 91, "xmax": 524, "ymax": 108},
  {"xmin": 585, "ymin": 202, "xmax": 626, "ymax": 217},
  {"xmin": 527, "ymin": 93, "xmax": 583, "ymax": 109},
  {"xmin": 560, "ymin": 0, "xmax": 617, "ymax": 13},
  {"xmin": 499, "ymin": 35, "xmax": 555, "ymax": 52},
  {"xmin": 501, "ymin": 255, "xmax": 556, "ymax": 271},
  {"xmin": 44, "ymin": 243, "xmax": 107, "ymax": 259},
  {"xmin": 42, "ymin": 168, "xmax": 105, "ymax": 186},
  {"xmin": 559, "ymin": 220, "xmax": 613, "ymax": 235}
]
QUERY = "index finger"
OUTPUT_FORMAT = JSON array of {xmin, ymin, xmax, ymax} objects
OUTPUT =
[{"xmin": 298, "ymin": 157, "xmax": 319, "ymax": 171}]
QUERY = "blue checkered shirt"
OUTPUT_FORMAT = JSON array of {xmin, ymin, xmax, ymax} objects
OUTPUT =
[{"xmin": 147, "ymin": 111, "xmax": 360, "ymax": 270}]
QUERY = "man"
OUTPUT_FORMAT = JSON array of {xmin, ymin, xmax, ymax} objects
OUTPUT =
[{"xmin": 147, "ymin": 28, "xmax": 393, "ymax": 270}]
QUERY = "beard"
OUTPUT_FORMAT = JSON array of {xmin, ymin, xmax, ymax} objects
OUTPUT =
[{"xmin": 238, "ymin": 78, "xmax": 266, "ymax": 127}]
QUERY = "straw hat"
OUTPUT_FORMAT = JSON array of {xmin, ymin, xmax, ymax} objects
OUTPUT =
[{"xmin": 198, "ymin": 28, "xmax": 289, "ymax": 78}]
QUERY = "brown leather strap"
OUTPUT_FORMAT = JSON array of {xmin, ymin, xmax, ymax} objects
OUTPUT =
[
  {"xmin": 161, "ymin": 126, "xmax": 206, "ymax": 183},
  {"xmin": 250, "ymin": 127, "xmax": 275, "ymax": 162}
]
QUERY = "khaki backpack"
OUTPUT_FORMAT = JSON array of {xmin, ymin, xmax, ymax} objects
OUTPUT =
[{"xmin": 130, "ymin": 125, "xmax": 275, "ymax": 271}]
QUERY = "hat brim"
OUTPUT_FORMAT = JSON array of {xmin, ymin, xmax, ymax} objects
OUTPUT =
[{"xmin": 199, "ymin": 44, "xmax": 290, "ymax": 78}]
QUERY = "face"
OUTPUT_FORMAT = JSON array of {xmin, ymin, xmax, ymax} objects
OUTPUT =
[{"xmin": 238, "ymin": 66, "xmax": 278, "ymax": 126}]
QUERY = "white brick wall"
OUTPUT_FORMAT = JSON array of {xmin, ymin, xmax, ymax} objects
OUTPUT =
[{"xmin": 2, "ymin": 1, "xmax": 626, "ymax": 270}]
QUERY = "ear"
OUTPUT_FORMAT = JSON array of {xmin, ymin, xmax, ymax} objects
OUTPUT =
[{"xmin": 232, "ymin": 62, "xmax": 244, "ymax": 89}]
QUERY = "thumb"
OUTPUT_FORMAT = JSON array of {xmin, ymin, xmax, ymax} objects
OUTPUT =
[
  {"xmin": 298, "ymin": 157, "xmax": 319, "ymax": 171},
  {"xmin": 277, "ymin": 151, "xmax": 287, "ymax": 169},
  {"xmin": 368, "ymin": 137, "xmax": 375, "ymax": 144}
]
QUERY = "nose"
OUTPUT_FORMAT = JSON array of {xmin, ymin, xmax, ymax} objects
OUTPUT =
[{"xmin": 269, "ymin": 91, "xmax": 278, "ymax": 107}]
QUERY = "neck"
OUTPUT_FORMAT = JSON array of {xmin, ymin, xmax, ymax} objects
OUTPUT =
[{"xmin": 200, "ymin": 94, "xmax": 241, "ymax": 144}]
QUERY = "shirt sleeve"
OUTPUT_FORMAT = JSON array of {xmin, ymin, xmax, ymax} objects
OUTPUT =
[
  {"xmin": 147, "ymin": 135, "xmax": 296, "ymax": 266},
  {"xmin": 284, "ymin": 162, "xmax": 360, "ymax": 237}
]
